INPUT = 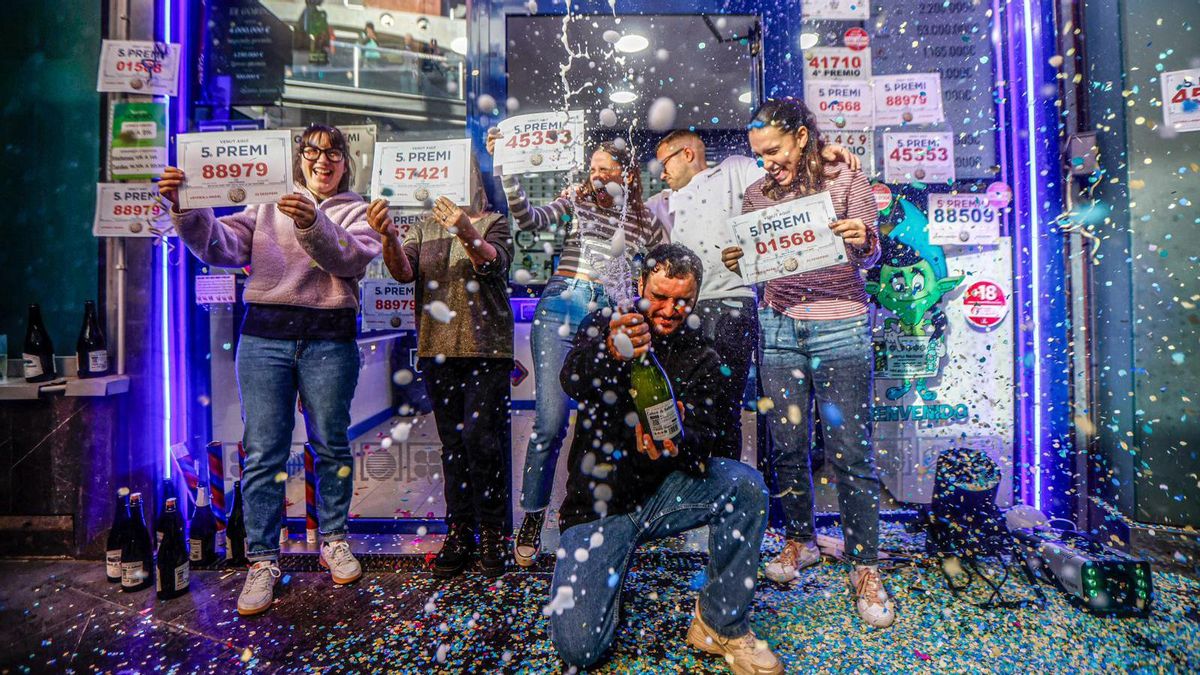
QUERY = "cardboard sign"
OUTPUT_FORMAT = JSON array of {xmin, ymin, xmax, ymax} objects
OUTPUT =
[
  {"xmin": 822, "ymin": 130, "xmax": 876, "ymax": 176},
  {"xmin": 371, "ymin": 139, "xmax": 472, "ymax": 207},
  {"xmin": 728, "ymin": 191, "xmax": 847, "ymax": 284},
  {"xmin": 804, "ymin": 47, "xmax": 872, "ymax": 80},
  {"xmin": 803, "ymin": 0, "xmax": 870, "ymax": 20},
  {"xmin": 882, "ymin": 132, "xmax": 956, "ymax": 184},
  {"xmin": 806, "ymin": 80, "xmax": 874, "ymax": 131},
  {"xmin": 195, "ymin": 275, "xmax": 237, "ymax": 305},
  {"xmin": 874, "ymin": 334, "xmax": 940, "ymax": 379},
  {"xmin": 927, "ymin": 193, "xmax": 1000, "ymax": 245},
  {"xmin": 1161, "ymin": 68, "xmax": 1200, "ymax": 133},
  {"xmin": 360, "ymin": 279, "xmax": 416, "ymax": 331},
  {"xmin": 290, "ymin": 125, "xmax": 377, "ymax": 194},
  {"xmin": 97, "ymin": 40, "xmax": 180, "ymax": 97},
  {"xmin": 93, "ymin": 183, "xmax": 168, "ymax": 238},
  {"xmin": 111, "ymin": 102, "xmax": 168, "ymax": 180},
  {"xmin": 177, "ymin": 130, "xmax": 294, "ymax": 209},
  {"xmin": 873, "ymin": 73, "xmax": 945, "ymax": 126},
  {"xmin": 494, "ymin": 110, "xmax": 586, "ymax": 175}
]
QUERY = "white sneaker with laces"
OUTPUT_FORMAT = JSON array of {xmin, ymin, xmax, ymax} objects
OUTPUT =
[
  {"xmin": 237, "ymin": 560, "xmax": 281, "ymax": 616},
  {"xmin": 320, "ymin": 539, "xmax": 363, "ymax": 585},
  {"xmin": 849, "ymin": 565, "xmax": 896, "ymax": 628},
  {"xmin": 763, "ymin": 539, "xmax": 821, "ymax": 584}
]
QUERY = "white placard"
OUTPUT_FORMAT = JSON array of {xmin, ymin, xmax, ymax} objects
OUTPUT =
[
  {"xmin": 803, "ymin": 0, "xmax": 870, "ymax": 20},
  {"xmin": 290, "ymin": 124, "xmax": 377, "ymax": 194},
  {"xmin": 728, "ymin": 191, "xmax": 847, "ymax": 285},
  {"xmin": 883, "ymin": 132, "xmax": 956, "ymax": 184},
  {"xmin": 177, "ymin": 130, "xmax": 294, "ymax": 209},
  {"xmin": 97, "ymin": 40, "xmax": 180, "ymax": 97},
  {"xmin": 873, "ymin": 73, "xmax": 945, "ymax": 126},
  {"xmin": 371, "ymin": 139, "xmax": 472, "ymax": 207},
  {"xmin": 360, "ymin": 279, "xmax": 416, "ymax": 331},
  {"xmin": 804, "ymin": 47, "xmax": 872, "ymax": 80},
  {"xmin": 821, "ymin": 130, "xmax": 876, "ymax": 177},
  {"xmin": 927, "ymin": 193, "xmax": 1000, "ymax": 245},
  {"xmin": 195, "ymin": 275, "xmax": 237, "ymax": 305},
  {"xmin": 494, "ymin": 110, "xmax": 586, "ymax": 175},
  {"xmin": 1161, "ymin": 68, "xmax": 1200, "ymax": 133},
  {"xmin": 93, "ymin": 183, "xmax": 169, "ymax": 238},
  {"xmin": 388, "ymin": 208, "xmax": 425, "ymax": 240},
  {"xmin": 805, "ymin": 80, "xmax": 874, "ymax": 131}
]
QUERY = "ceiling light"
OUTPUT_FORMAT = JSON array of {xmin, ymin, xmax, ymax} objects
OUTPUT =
[
  {"xmin": 609, "ymin": 90, "xmax": 638, "ymax": 104},
  {"xmin": 450, "ymin": 36, "xmax": 469, "ymax": 55},
  {"xmin": 614, "ymin": 34, "xmax": 649, "ymax": 54},
  {"xmin": 738, "ymin": 91, "xmax": 752, "ymax": 104},
  {"xmin": 800, "ymin": 32, "xmax": 819, "ymax": 50}
]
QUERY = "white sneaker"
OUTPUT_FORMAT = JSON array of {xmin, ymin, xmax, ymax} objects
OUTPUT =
[
  {"xmin": 849, "ymin": 565, "xmax": 896, "ymax": 628},
  {"xmin": 763, "ymin": 539, "xmax": 821, "ymax": 584},
  {"xmin": 320, "ymin": 539, "xmax": 363, "ymax": 585},
  {"xmin": 237, "ymin": 561, "xmax": 281, "ymax": 616}
]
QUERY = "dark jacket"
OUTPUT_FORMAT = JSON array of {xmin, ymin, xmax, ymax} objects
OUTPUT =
[{"xmin": 557, "ymin": 310, "xmax": 725, "ymax": 531}]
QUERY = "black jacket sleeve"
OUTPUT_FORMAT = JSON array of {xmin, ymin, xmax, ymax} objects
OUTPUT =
[{"xmin": 560, "ymin": 311, "xmax": 631, "ymax": 399}]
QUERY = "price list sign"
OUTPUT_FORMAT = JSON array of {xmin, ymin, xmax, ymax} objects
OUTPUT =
[
  {"xmin": 927, "ymin": 193, "xmax": 999, "ymax": 245},
  {"xmin": 804, "ymin": 47, "xmax": 872, "ymax": 80},
  {"xmin": 97, "ymin": 40, "xmax": 181, "ymax": 97},
  {"xmin": 372, "ymin": 139, "xmax": 472, "ymax": 207},
  {"xmin": 883, "ymin": 132, "xmax": 956, "ymax": 184},
  {"xmin": 873, "ymin": 73, "xmax": 945, "ymax": 126},
  {"xmin": 728, "ymin": 191, "xmax": 847, "ymax": 285},
  {"xmin": 176, "ymin": 130, "xmax": 293, "ymax": 209},
  {"xmin": 806, "ymin": 80, "xmax": 874, "ymax": 131},
  {"xmin": 93, "ymin": 184, "xmax": 168, "ymax": 238},
  {"xmin": 361, "ymin": 279, "xmax": 416, "ymax": 331},
  {"xmin": 494, "ymin": 110, "xmax": 585, "ymax": 174}
]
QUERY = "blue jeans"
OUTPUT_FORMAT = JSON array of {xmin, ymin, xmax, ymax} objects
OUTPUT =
[
  {"xmin": 549, "ymin": 459, "xmax": 769, "ymax": 668},
  {"xmin": 757, "ymin": 309, "xmax": 881, "ymax": 565},
  {"xmin": 519, "ymin": 276, "xmax": 609, "ymax": 511},
  {"xmin": 236, "ymin": 335, "xmax": 360, "ymax": 561}
]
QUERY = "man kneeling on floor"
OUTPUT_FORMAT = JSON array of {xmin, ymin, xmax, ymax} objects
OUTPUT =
[{"xmin": 545, "ymin": 243, "xmax": 782, "ymax": 674}]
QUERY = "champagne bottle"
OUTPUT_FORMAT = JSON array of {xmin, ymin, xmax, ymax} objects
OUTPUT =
[
  {"xmin": 105, "ymin": 487, "xmax": 131, "ymax": 583},
  {"xmin": 189, "ymin": 482, "xmax": 219, "ymax": 566},
  {"xmin": 155, "ymin": 498, "xmax": 190, "ymax": 599},
  {"xmin": 630, "ymin": 351, "xmax": 684, "ymax": 443},
  {"xmin": 120, "ymin": 492, "xmax": 155, "ymax": 592},
  {"xmin": 22, "ymin": 304, "xmax": 56, "ymax": 383},
  {"xmin": 226, "ymin": 480, "xmax": 248, "ymax": 566},
  {"xmin": 76, "ymin": 300, "xmax": 109, "ymax": 378},
  {"xmin": 154, "ymin": 479, "xmax": 172, "ymax": 549}
]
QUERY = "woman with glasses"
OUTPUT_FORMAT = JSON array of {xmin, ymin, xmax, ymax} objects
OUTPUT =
[
  {"xmin": 484, "ymin": 130, "xmax": 668, "ymax": 567},
  {"xmin": 159, "ymin": 124, "xmax": 382, "ymax": 616}
]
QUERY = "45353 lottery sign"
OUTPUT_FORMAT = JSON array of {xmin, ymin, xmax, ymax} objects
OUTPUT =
[{"xmin": 494, "ymin": 110, "xmax": 585, "ymax": 175}]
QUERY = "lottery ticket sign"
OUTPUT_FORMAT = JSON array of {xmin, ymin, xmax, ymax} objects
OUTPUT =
[
  {"xmin": 728, "ymin": 191, "xmax": 847, "ymax": 285},
  {"xmin": 372, "ymin": 139, "xmax": 472, "ymax": 207},
  {"xmin": 97, "ymin": 40, "xmax": 181, "ymax": 97},
  {"xmin": 873, "ymin": 73, "xmax": 945, "ymax": 126},
  {"xmin": 927, "ymin": 193, "xmax": 1000, "ymax": 245},
  {"xmin": 361, "ymin": 279, "xmax": 416, "ymax": 331},
  {"xmin": 93, "ymin": 183, "xmax": 168, "ymax": 238},
  {"xmin": 1161, "ymin": 68, "xmax": 1200, "ymax": 133},
  {"xmin": 804, "ymin": 47, "xmax": 872, "ymax": 80},
  {"xmin": 883, "ymin": 132, "xmax": 956, "ymax": 184},
  {"xmin": 802, "ymin": 0, "xmax": 870, "ymax": 20},
  {"xmin": 806, "ymin": 80, "xmax": 874, "ymax": 131},
  {"xmin": 176, "ymin": 130, "xmax": 293, "ymax": 209},
  {"xmin": 822, "ymin": 130, "xmax": 876, "ymax": 176},
  {"xmin": 494, "ymin": 110, "xmax": 585, "ymax": 174}
]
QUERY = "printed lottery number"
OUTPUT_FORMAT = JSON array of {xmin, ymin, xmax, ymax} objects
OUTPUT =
[
  {"xmin": 201, "ymin": 163, "xmax": 269, "ymax": 179},
  {"xmin": 808, "ymin": 55, "xmax": 864, "ymax": 70},
  {"xmin": 755, "ymin": 230, "xmax": 817, "ymax": 255},
  {"xmin": 392, "ymin": 166, "xmax": 450, "ymax": 181},
  {"xmin": 113, "ymin": 60, "xmax": 164, "ymax": 74},
  {"xmin": 375, "ymin": 299, "xmax": 415, "ymax": 312},
  {"xmin": 1171, "ymin": 86, "xmax": 1200, "ymax": 104},
  {"xmin": 819, "ymin": 100, "xmax": 863, "ymax": 113},
  {"xmin": 112, "ymin": 204, "xmax": 163, "ymax": 217},
  {"xmin": 503, "ymin": 129, "xmax": 574, "ymax": 149},
  {"xmin": 932, "ymin": 207, "xmax": 995, "ymax": 224},
  {"xmin": 884, "ymin": 94, "xmax": 929, "ymax": 107},
  {"xmin": 888, "ymin": 147, "xmax": 949, "ymax": 162},
  {"xmin": 969, "ymin": 284, "xmax": 1002, "ymax": 301}
]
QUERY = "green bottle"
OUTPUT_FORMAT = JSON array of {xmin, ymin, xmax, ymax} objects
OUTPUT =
[{"xmin": 630, "ymin": 351, "xmax": 684, "ymax": 443}]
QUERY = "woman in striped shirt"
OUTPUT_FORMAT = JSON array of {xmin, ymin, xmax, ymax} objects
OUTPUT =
[
  {"xmin": 722, "ymin": 98, "xmax": 895, "ymax": 629},
  {"xmin": 486, "ymin": 131, "xmax": 667, "ymax": 566}
]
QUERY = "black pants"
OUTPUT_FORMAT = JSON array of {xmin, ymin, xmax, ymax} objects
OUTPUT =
[
  {"xmin": 419, "ymin": 357, "xmax": 513, "ymax": 531},
  {"xmin": 695, "ymin": 297, "xmax": 759, "ymax": 461}
]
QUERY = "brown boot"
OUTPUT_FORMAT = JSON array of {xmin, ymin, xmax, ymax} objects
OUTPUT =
[{"xmin": 685, "ymin": 599, "xmax": 783, "ymax": 675}]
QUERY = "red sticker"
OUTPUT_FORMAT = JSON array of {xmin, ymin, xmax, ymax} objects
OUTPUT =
[
  {"xmin": 844, "ymin": 27, "xmax": 870, "ymax": 51},
  {"xmin": 871, "ymin": 183, "xmax": 893, "ymax": 211},
  {"xmin": 962, "ymin": 281, "xmax": 1009, "ymax": 329}
]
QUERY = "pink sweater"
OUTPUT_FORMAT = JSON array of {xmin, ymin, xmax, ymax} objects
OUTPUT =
[{"xmin": 172, "ymin": 188, "xmax": 382, "ymax": 310}]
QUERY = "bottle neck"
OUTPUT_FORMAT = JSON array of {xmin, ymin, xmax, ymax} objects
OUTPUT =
[{"xmin": 195, "ymin": 486, "xmax": 210, "ymax": 508}]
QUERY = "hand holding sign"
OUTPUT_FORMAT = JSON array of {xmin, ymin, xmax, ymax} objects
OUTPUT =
[
  {"xmin": 493, "ymin": 111, "xmax": 585, "ymax": 175},
  {"xmin": 727, "ymin": 191, "xmax": 847, "ymax": 284}
]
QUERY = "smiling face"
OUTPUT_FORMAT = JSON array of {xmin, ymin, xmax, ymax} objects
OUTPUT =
[
  {"xmin": 748, "ymin": 124, "xmax": 809, "ymax": 188},
  {"xmin": 589, "ymin": 149, "xmax": 624, "ymax": 191},
  {"xmin": 638, "ymin": 267, "xmax": 698, "ymax": 336},
  {"xmin": 300, "ymin": 131, "xmax": 348, "ymax": 200}
]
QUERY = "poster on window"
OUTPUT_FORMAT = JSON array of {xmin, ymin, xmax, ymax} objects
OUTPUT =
[
  {"xmin": 804, "ymin": 47, "xmax": 872, "ymax": 80},
  {"xmin": 805, "ymin": 80, "xmax": 874, "ymax": 131},
  {"xmin": 882, "ymin": 132, "xmax": 956, "ymax": 184},
  {"xmin": 493, "ymin": 110, "xmax": 586, "ymax": 175},
  {"xmin": 371, "ymin": 139, "xmax": 472, "ymax": 207},
  {"xmin": 97, "ymin": 40, "xmax": 180, "ymax": 97},
  {"xmin": 1161, "ymin": 68, "xmax": 1200, "ymax": 133},
  {"xmin": 873, "ymin": 73, "xmax": 945, "ymax": 126}
]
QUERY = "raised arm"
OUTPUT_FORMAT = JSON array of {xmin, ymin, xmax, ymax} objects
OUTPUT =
[
  {"xmin": 500, "ymin": 175, "xmax": 573, "ymax": 234},
  {"xmin": 366, "ymin": 198, "xmax": 416, "ymax": 284},
  {"xmin": 161, "ymin": 166, "xmax": 256, "ymax": 268}
]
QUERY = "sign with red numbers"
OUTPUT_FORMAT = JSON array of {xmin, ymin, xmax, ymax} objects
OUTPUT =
[
  {"xmin": 882, "ymin": 132, "xmax": 956, "ymax": 184},
  {"xmin": 97, "ymin": 40, "xmax": 180, "ymax": 97},
  {"xmin": 176, "ymin": 130, "xmax": 293, "ymax": 209},
  {"xmin": 821, "ymin": 130, "xmax": 876, "ymax": 177},
  {"xmin": 494, "ymin": 110, "xmax": 585, "ymax": 175},
  {"xmin": 371, "ymin": 139, "xmax": 472, "ymax": 207},
  {"xmin": 962, "ymin": 280, "xmax": 1009, "ymax": 329},
  {"xmin": 93, "ymin": 183, "xmax": 169, "ymax": 238},
  {"xmin": 806, "ymin": 80, "xmax": 875, "ymax": 132},
  {"xmin": 1161, "ymin": 68, "xmax": 1200, "ymax": 133},
  {"xmin": 727, "ymin": 191, "xmax": 847, "ymax": 284},
  {"xmin": 361, "ymin": 279, "xmax": 416, "ymax": 331},
  {"xmin": 872, "ymin": 73, "xmax": 945, "ymax": 126},
  {"xmin": 804, "ymin": 47, "xmax": 872, "ymax": 80}
]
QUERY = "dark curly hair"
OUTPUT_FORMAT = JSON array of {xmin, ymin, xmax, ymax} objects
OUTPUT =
[{"xmin": 749, "ymin": 98, "xmax": 828, "ymax": 198}]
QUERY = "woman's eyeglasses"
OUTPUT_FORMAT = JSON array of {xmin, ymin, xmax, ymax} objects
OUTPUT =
[{"xmin": 301, "ymin": 145, "xmax": 346, "ymax": 163}]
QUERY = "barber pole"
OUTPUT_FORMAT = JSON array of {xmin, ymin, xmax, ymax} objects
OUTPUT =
[
  {"xmin": 206, "ymin": 441, "xmax": 227, "ymax": 541},
  {"xmin": 304, "ymin": 444, "xmax": 319, "ymax": 543},
  {"xmin": 170, "ymin": 442, "xmax": 200, "ymax": 502}
]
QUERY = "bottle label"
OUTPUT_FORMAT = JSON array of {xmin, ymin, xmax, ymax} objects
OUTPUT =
[
  {"xmin": 189, "ymin": 539, "xmax": 203, "ymax": 561},
  {"xmin": 106, "ymin": 550, "xmax": 122, "ymax": 578},
  {"xmin": 643, "ymin": 400, "xmax": 682, "ymax": 441},
  {"xmin": 121, "ymin": 561, "xmax": 145, "ymax": 587},
  {"xmin": 175, "ymin": 563, "xmax": 190, "ymax": 589},
  {"xmin": 88, "ymin": 350, "xmax": 109, "ymax": 372},
  {"xmin": 22, "ymin": 354, "xmax": 44, "ymax": 379}
]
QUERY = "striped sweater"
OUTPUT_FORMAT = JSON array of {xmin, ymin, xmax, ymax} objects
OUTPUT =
[
  {"xmin": 501, "ymin": 176, "xmax": 667, "ymax": 279},
  {"xmin": 740, "ymin": 162, "xmax": 881, "ymax": 320}
]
